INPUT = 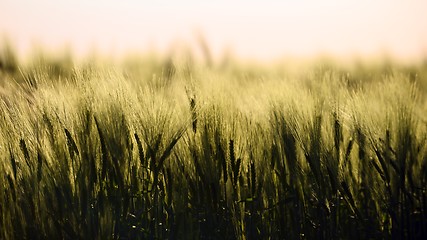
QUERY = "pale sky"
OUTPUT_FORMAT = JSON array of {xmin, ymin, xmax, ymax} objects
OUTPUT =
[{"xmin": 1, "ymin": 0, "xmax": 426, "ymax": 61}]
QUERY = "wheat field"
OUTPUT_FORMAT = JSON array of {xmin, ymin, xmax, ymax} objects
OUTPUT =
[{"xmin": 1, "ymin": 46, "xmax": 427, "ymax": 239}]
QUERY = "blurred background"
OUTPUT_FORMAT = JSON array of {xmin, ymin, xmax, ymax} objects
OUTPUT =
[{"xmin": 1, "ymin": 0, "xmax": 426, "ymax": 64}]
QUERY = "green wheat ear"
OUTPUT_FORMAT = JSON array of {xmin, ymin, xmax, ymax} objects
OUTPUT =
[
  {"xmin": 19, "ymin": 139, "xmax": 32, "ymax": 171},
  {"xmin": 190, "ymin": 96, "xmax": 197, "ymax": 133},
  {"xmin": 64, "ymin": 128, "xmax": 79, "ymax": 158},
  {"xmin": 36, "ymin": 150, "xmax": 43, "ymax": 183}
]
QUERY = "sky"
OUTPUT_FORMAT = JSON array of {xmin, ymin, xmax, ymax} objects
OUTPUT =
[{"xmin": 1, "ymin": 0, "xmax": 427, "ymax": 62}]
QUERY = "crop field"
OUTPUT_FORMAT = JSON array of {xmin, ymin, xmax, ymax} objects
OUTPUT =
[{"xmin": 1, "ymin": 47, "xmax": 427, "ymax": 239}]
